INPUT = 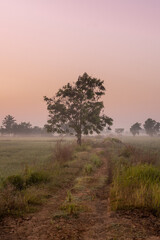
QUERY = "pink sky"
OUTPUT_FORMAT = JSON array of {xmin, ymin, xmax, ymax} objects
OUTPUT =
[{"xmin": 0, "ymin": 0, "xmax": 160, "ymax": 130}]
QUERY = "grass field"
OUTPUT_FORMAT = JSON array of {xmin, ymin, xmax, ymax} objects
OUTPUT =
[
  {"xmin": 1, "ymin": 135, "xmax": 160, "ymax": 178},
  {"xmin": 0, "ymin": 137, "xmax": 62, "ymax": 178},
  {"xmin": 0, "ymin": 136, "xmax": 89, "ymax": 217},
  {"xmin": 110, "ymin": 136, "xmax": 160, "ymax": 215},
  {"xmin": 122, "ymin": 136, "xmax": 160, "ymax": 166},
  {"xmin": 0, "ymin": 135, "xmax": 160, "ymax": 240},
  {"xmin": 0, "ymin": 135, "xmax": 160, "ymax": 218}
]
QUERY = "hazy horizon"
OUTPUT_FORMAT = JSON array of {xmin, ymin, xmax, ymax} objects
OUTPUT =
[{"xmin": 1, "ymin": 0, "xmax": 160, "ymax": 130}]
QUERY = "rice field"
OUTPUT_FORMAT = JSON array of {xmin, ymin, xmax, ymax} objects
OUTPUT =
[
  {"xmin": 1, "ymin": 135, "xmax": 160, "ymax": 179},
  {"xmin": 121, "ymin": 136, "xmax": 160, "ymax": 166},
  {"xmin": 0, "ymin": 137, "xmax": 57, "ymax": 178}
]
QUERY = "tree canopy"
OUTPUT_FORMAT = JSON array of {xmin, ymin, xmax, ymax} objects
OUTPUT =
[
  {"xmin": 44, "ymin": 73, "xmax": 113, "ymax": 144},
  {"xmin": 144, "ymin": 118, "xmax": 160, "ymax": 136},
  {"xmin": 130, "ymin": 122, "xmax": 142, "ymax": 136},
  {"xmin": 1, "ymin": 115, "xmax": 16, "ymax": 134}
]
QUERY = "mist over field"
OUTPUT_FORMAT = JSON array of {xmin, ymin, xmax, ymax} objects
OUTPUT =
[{"xmin": 0, "ymin": 1, "xmax": 160, "ymax": 239}]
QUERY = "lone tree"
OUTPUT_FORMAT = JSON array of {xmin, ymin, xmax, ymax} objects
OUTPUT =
[
  {"xmin": 130, "ymin": 122, "xmax": 142, "ymax": 136},
  {"xmin": 144, "ymin": 118, "xmax": 160, "ymax": 136},
  {"xmin": 44, "ymin": 73, "xmax": 113, "ymax": 145}
]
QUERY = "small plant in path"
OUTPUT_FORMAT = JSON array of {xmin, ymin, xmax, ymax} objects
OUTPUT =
[{"xmin": 84, "ymin": 164, "xmax": 93, "ymax": 175}]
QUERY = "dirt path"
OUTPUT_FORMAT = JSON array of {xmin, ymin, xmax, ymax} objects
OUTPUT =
[{"xmin": 0, "ymin": 149, "xmax": 160, "ymax": 240}]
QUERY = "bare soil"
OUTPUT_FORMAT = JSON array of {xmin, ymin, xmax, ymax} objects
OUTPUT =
[{"xmin": 0, "ymin": 149, "xmax": 160, "ymax": 240}]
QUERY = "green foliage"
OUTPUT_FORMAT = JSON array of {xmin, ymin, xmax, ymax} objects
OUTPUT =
[
  {"xmin": 44, "ymin": 73, "xmax": 113, "ymax": 144},
  {"xmin": 61, "ymin": 190, "xmax": 85, "ymax": 216},
  {"xmin": 26, "ymin": 171, "xmax": 51, "ymax": 186},
  {"xmin": 4, "ymin": 170, "xmax": 51, "ymax": 190},
  {"xmin": 84, "ymin": 164, "xmax": 93, "ymax": 174},
  {"xmin": 1, "ymin": 115, "xmax": 16, "ymax": 134},
  {"xmin": 144, "ymin": 118, "xmax": 160, "ymax": 136},
  {"xmin": 90, "ymin": 154, "xmax": 102, "ymax": 167},
  {"xmin": 66, "ymin": 191, "xmax": 73, "ymax": 202},
  {"xmin": 6, "ymin": 175, "xmax": 25, "ymax": 190},
  {"xmin": 61, "ymin": 202, "xmax": 83, "ymax": 215}
]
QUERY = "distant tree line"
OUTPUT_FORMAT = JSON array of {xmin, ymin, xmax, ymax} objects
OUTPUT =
[
  {"xmin": 130, "ymin": 118, "xmax": 160, "ymax": 136},
  {"xmin": 0, "ymin": 115, "xmax": 48, "ymax": 135}
]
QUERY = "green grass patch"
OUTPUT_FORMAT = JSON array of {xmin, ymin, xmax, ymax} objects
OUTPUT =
[
  {"xmin": 0, "ymin": 137, "xmax": 56, "ymax": 178},
  {"xmin": 84, "ymin": 164, "xmax": 93, "ymax": 175},
  {"xmin": 90, "ymin": 153, "xmax": 102, "ymax": 167},
  {"xmin": 5, "ymin": 175, "xmax": 25, "ymax": 190},
  {"xmin": 75, "ymin": 142, "xmax": 92, "ymax": 152},
  {"xmin": 111, "ymin": 164, "xmax": 160, "ymax": 215},
  {"xmin": 26, "ymin": 171, "xmax": 51, "ymax": 186}
]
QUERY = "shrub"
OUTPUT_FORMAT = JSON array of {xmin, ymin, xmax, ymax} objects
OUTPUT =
[
  {"xmin": 26, "ymin": 171, "xmax": 51, "ymax": 186},
  {"xmin": 5, "ymin": 175, "xmax": 25, "ymax": 190},
  {"xmin": 84, "ymin": 164, "xmax": 93, "ymax": 175}
]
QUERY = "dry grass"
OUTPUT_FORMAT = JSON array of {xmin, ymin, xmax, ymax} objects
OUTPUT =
[
  {"xmin": 0, "ymin": 184, "xmax": 28, "ymax": 218},
  {"xmin": 53, "ymin": 141, "xmax": 75, "ymax": 163}
]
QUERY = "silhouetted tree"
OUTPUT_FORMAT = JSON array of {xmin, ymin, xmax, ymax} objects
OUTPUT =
[
  {"xmin": 130, "ymin": 122, "xmax": 142, "ymax": 136},
  {"xmin": 1, "ymin": 115, "xmax": 16, "ymax": 134},
  {"xmin": 44, "ymin": 73, "xmax": 113, "ymax": 145},
  {"xmin": 144, "ymin": 118, "xmax": 160, "ymax": 136},
  {"xmin": 115, "ymin": 128, "xmax": 124, "ymax": 135},
  {"xmin": 0, "ymin": 116, "xmax": 46, "ymax": 135},
  {"xmin": 32, "ymin": 126, "xmax": 43, "ymax": 134},
  {"xmin": 14, "ymin": 122, "xmax": 32, "ymax": 134}
]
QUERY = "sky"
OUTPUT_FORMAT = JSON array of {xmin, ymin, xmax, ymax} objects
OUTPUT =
[{"xmin": 0, "ymin": 0, "xmax": 160, "ymax": 130}]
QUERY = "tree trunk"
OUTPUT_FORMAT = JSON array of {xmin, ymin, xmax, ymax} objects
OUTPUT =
[{"xmin": 77, "ymin": 134, "xmax": 82, "ymax": 145}]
